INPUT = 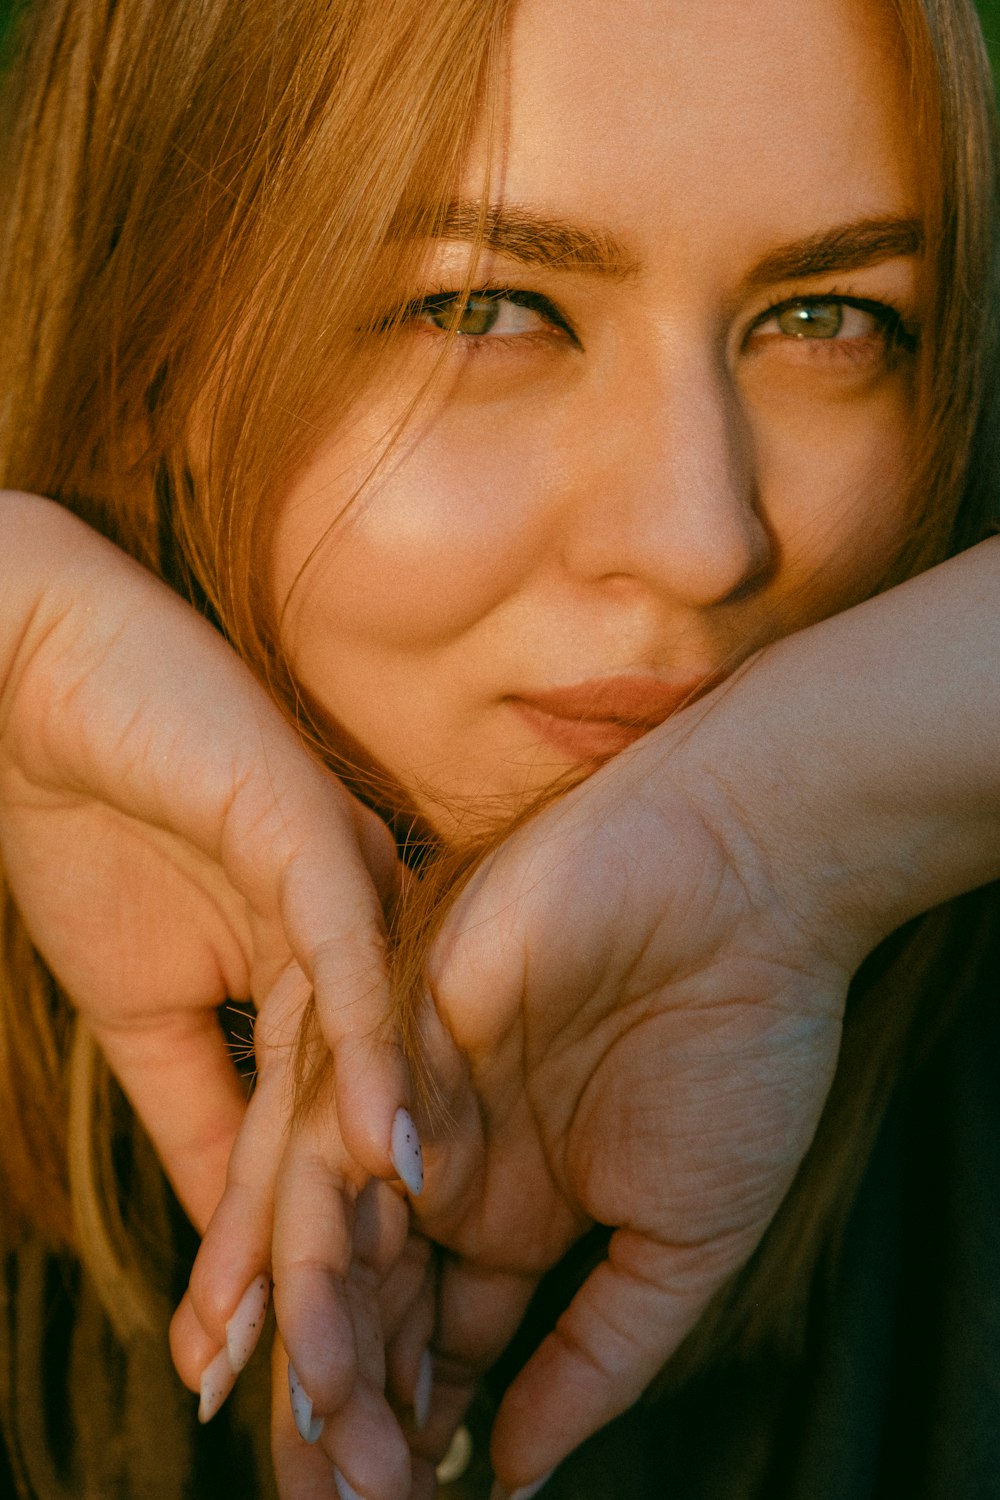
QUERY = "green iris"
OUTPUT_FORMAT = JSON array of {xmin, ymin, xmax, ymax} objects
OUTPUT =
[
  {"xmin": 776, "ymin": 302, "xmax": 843, "ymax": 339},
  {"xmin": 427, "ymin": 294, "xmax": 500, "ymax": 336}
]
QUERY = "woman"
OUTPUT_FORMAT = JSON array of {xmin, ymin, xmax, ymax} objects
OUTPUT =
[
  {"xmin": 0, "ymin": 0, "xmax": 998, "ymax": 1496},
  {"xmin": 182, "ymin": 1, "xmax": 1000, "ymax": 1495}
]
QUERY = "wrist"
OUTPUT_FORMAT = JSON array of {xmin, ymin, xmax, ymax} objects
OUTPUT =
[{"xmin": 651, "ymin": 540, "xmax": 1000, "ymax": 971}]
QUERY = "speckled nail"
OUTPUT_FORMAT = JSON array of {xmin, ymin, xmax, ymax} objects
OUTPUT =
[
  {"xmin": 198, "ymin": 1346, "xmax": 238, "ymax": 1423},
  {"xmin": 413, "ymin": 1347, "xmax": 433, "ymax": 1431},
  {"xmin": 225, "ymin": 1274, "xmax": 269, "ymax": 1373},
  {"xmin": 288, "ymin": 1362, "xmax": 325, "ymax": 1444},
  {"xmin": 390, "ymin": 1106, "xmax": 424, "ymax": 1195}
]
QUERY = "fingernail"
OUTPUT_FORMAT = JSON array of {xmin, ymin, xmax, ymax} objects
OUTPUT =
[
  {"xmin": 333, "ymin": 1469, "xmax": 366, "ymax": 1500},
  {"xmin": 225, "ymin": 1273, "xmax": 269, "ymax": 1373},
  {"xmin": 489, "ymin": 1470, "xmax": 556, "ymax": 1500},
  {"xmin": 390, "ymin": 1106, "xmax": 424, "ymax": 1195},
  {"xmin": 436, "ymin": 1424, "xmax": 473, "ymax": 1484},
  {"xmin": 413, "ymin": 1347, "xmax": 433, "ymax": 1431},
  {"xmin": 198, "ymin": 1346, "xmax": 238, "ymax": 1423},
  {"xmin": 288, "ymin": 1363, "xmax": 325, "ymax": 1444}
]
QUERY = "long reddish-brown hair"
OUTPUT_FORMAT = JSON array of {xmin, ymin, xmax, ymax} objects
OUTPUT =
[{"xmin": 0, "ymin": 0, "xmax": 996, "ymax": 1371}]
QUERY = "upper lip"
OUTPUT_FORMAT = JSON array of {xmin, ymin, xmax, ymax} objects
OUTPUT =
[{"xmin": 512, "ymin": 672, "xmax": 720, "ymax": 729}]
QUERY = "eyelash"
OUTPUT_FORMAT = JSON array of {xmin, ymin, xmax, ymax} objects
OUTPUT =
[
  {"xmin": 744, "ymin": 289, "xmax": 917, "ymax": 353},
  {"xmin": 396, "ymin": 285, "xmax": 578, "ymax": 349},
  {"xmin": 391, "ymin": 284, "xmax": 917, "ymax": 356}
]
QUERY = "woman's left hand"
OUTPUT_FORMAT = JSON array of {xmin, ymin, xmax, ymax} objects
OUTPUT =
[
  {"xmin": 237, "ymin": 722, "xmax": 853, "ymax": 1500},
  {"xmin": 400, "ymin": 743, "xmax": 852, "ymax": 1495}
]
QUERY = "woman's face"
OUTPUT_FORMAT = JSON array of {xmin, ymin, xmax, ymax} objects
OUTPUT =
[{"xmin": 272, "ymin": 0, "xmax": 922, "ymax": 835}]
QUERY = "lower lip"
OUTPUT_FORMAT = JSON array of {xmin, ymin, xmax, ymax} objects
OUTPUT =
[{"xmin": 512, "ymin": 701, "xmax": 659, "ymax": 760}]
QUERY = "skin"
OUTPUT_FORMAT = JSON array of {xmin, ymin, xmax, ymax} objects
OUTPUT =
[
  {"xmin": 5, "ymin": 3, "xmax": 996, "ymax": 1499},
  {"xmin": 272, "ymin": 0, "xmax": 923, "ymax": 838},
  {"xmin": 0, "ymin": 494, "xmax": 404, "ymax": 1233},
  {"xmin": 186, "ymin": 1, "xmax": 937, "ymax": 1495}
]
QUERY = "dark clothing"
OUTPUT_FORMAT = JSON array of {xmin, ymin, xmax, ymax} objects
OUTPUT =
[{"xmin": 1, "ymin": 949, "xmax": 998, "ymax": 1498}]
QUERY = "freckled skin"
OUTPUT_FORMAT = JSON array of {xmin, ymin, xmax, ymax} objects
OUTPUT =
[{"xmin": 271, "ymin": 0, "xmax": 920, "ymax": 838}]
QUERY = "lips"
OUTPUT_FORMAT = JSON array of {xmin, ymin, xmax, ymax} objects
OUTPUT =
[{"xmin": 510, "ymin": 673, "xmax": 717, "ymax": 759}]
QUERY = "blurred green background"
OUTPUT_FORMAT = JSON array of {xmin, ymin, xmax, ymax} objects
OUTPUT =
[
  {"xmin": 977, "ymin": 0, "xmax": 1000, "ymax": 70},
  {"xmin": 0, "ymin": 0, "xmax": 999, "ymax": 72}
]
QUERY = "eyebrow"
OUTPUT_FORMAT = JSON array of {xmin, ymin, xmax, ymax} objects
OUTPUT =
[
  {"xmin": 435, "ymin": 201, "xmax": 639, "ymax": 278},
  {"xmin": 742, "ymin": 215, "xmax": 924, "ymax": 288},
  {"xmin": 432, "ymin": 202, "xmax": 923, "ymax": 285}
]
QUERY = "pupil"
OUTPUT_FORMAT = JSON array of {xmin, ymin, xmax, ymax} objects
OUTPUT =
[
  {"xmin": 432, "ymin": 295, "xmax": 500, "ymax": 336},
  {"xmin": 778, "ymin": 302, "xmax": 842, "ymax": 339}
]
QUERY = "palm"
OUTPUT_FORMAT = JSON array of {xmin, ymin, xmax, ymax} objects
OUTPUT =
[{"xmin": 416, "ymin": 756, "xmax": 850, "ymax": 1484}]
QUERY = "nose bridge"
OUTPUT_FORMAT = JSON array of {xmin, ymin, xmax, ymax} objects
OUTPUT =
[{"xmin": 562, "ymin": 336, "xmax": 771, "ymax": 605}]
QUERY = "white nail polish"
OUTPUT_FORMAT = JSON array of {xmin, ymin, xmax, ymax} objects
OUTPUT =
[
  {"xmin": 489, "ymin": 1469, "xmax": 556, "ymax": 1500},
  {"xmin": 333, "ymin": 1468, "xmax": 365, "ymax": 1500},
  {"xmin": 413, "ymin": 1347, "xmax": 433, "ymax": 1431},
  {"xmin": 287, "ymin": 1362, "xmax": 325, "ymax": 1444},
  {"xmin": 436, "ymin": 1424, "xmax": 473, "ymax": 1484},
  {"xmin": 390, "ymin": 1106, "xmax": 424, "ymax": 1195},
  {"xmin": 225, "ymin": 1273, "xmax": 270, "ymax": 1373},
  {"xmin": 198, "ymin": 1346, "xmax": 238, "ymax": 1423}
]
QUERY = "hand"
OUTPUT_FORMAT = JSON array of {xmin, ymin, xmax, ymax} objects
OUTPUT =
[
  {"xmin": 404, "ymin": 723, "xmax": 851, "ymax": 1492},
  {"xmin": 0, "ymin": 492, "xmax": 410, "ymax": 1309},
  {"xmin": 417, "ymin": 542, "xmax": 1000, "ymax": 1490}
]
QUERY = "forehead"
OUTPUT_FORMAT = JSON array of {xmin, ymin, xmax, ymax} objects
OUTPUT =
[{"xmin": 466, "ymin": 0, "xmax": 918, "ymax": 265}]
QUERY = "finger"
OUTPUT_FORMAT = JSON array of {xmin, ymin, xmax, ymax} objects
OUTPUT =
[
  {"xmin": 409, "ymin": 1356, "xmax": 478, "ymax": 1469},
  {"xmin": 172, "ymin": 963, "xmax": 311, "ymax": 1389},
  {"xmin": 246, "ymin": 801, "xmax": 415, "ymax": 1192},
  {"xmin": 383, "ymin": 1247, "xmax": 436, "ymax": 1424},
  {"xmin": 91, "ymin": 1007, "xmax": 246, "ymax": 1233},
  {"xmin": 274, "ymin": 1251, "xmax": 414, "ymax": 1500},
  {"xmin": 193, "ymin": 731, "xmax": 411, "ymax": 1190},
  {"xmin": 307, "ymin": 921, "xmax": 414, "ymax": 1191},
  {"xmin": 271, "ymin": 1112, "xmax": 411, "ymax": 1417},
  {"xmin": 490, "ymin": 1227, "xmax": 745, "ymax": 1488},
  {"xmin": 272, "ymin": 1337, "xmax": 346, "ymax": 1500},
  {"xmin": 436, "ymin": 1260, "xmax": 538, "ymax": 1377},
  {"xmin": 399, "ymin": 1260, "xmax": 536, "ymax": 1468},
  {"xmin": 318, "ymin": 1380, "xmax": 412, "ymax": 1500},
  {"xmin": 379, "ymin": 1233, "xmax": 433, "ymax": 1346},
  {"xmin": 169, "ymin": 1292, "xmax": 220, "ymax": 1393}
]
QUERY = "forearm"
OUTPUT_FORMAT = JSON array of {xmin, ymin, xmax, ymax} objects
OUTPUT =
[{"xmin": 661, "ymin": 538, "xmax": 1000, "ymax": 966}]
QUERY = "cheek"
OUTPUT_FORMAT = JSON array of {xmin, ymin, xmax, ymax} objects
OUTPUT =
[
  {"xmin": 748, "ymin": 371, "xmax": 916, "ymax": 596},
  {"xmin": 270, "ymin": 409, "xmax": 567, "ymax": 653}
]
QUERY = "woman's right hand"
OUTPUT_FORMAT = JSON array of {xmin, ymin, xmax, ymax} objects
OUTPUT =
[{"xmin": 0, "ymin": 490, "xmax": 415, "ymax": 1370}]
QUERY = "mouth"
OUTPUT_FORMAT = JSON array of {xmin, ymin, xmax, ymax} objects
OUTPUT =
[{"xmin": 509, "ymin": 673, "xmax": 718, "ymax": 760}]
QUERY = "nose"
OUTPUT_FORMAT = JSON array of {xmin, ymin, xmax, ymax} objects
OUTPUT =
[{"xmin": 558, "ymin": 340, "xmax": 772, "ymax": 609}]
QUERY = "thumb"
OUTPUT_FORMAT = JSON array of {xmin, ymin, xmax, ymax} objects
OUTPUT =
[
  {"xmin": 490, "ymin": 1226, "xmax": 754, "ymax": 1490},
  {"xmin": 92, "ymin": 1008, "xmax": 247, "ymax": 1232}
]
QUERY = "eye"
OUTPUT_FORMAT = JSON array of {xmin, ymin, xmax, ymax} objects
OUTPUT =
[
  {"xmin": 410, "ymin": 288, "xmax": 576, "ymax": 343},
  {"xmin": 747, "ymin": 295, "xmax": 912, "ymax": 351},
  {"xmin": 772, "ymin": 302, "xmax": 851, "ymax": 339}
]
